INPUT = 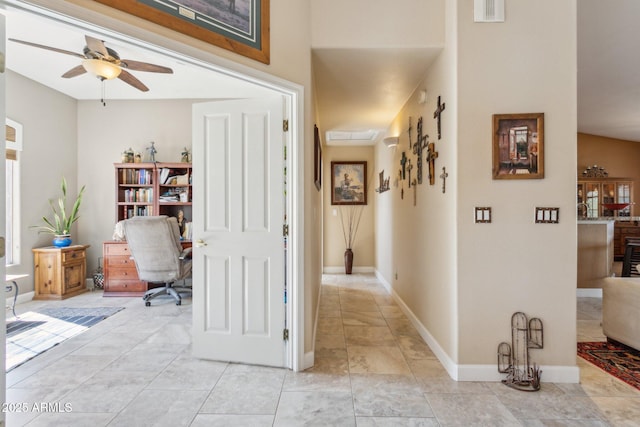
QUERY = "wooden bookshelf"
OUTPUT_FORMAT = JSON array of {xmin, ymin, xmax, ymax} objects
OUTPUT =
[{"xmin": 115, "ymin": 162, "xmax": 192, "ymax": 225}]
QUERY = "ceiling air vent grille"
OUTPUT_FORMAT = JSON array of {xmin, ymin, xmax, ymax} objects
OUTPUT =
[{"xmin": 474, "ymin": 0, "xmax": 505, "ymax": 23}]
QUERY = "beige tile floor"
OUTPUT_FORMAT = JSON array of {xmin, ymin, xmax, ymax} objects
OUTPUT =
[{"xmin": 4, "ymin": 273, "xmax": 640, "ymax": 426}]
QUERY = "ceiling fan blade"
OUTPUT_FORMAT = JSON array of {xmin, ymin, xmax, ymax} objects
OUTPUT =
[
  {"xmin": 61, "ymin": 65, "xmax": 87, "ymax": 78},
  {"xmin": 120, "ymin": 59, "xmax": 173, "ymax": 74},
  {"xmin": 85, "ymin": 35, "xmax": 109, "ymax": 58},
  {"xmin": 118, "ymin": 69, "xmax": 149, "ymax": 92},
  {"xmin": 8, "ymin": 38, "xmax": 85, "ymax": 59}
]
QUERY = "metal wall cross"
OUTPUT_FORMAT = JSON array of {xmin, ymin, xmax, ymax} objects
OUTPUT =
[
  {"xmin": 440, "ymin": 167, "xmax": 448, "ymax": 193},
  {"xmin": 400, "ymin": 152, "xmax": 408, "ymax": 180},
  {"xmin": 433, "ymin": 95, "xmax": 446, "ymax": 140},
  {"xmin": 407, "ymin": 116, "xmax": 413, "ymax": 150},
  {"xmin": 413, "ymin": 117, "xmax": 428, "ymax": 184},
  {"xmin": 407, "ymin": 159, "xmax": 413, "ymax": 188},
  {"xmin": 412, "ymin": 179, "xmax": 417, "ymax": 206},
  {"xmin": 426, "ymin": 142, "xmax": 439, "ymax": 185}
]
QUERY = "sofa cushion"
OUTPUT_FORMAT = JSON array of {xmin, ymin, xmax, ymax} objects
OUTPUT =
[{"xmin": 602, "ymin": 277, "xmax": 640, "ymax": 351}]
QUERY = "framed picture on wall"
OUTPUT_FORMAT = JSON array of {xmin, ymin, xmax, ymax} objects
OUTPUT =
[
  {"xmin": 94, "ymin": 0, "xmax": 270, "ymax": 64},
  {"xmin": 331, "ymin": 161, "xmax": 367, "ymax": 205},
  {"xmin": 314, "ymin": 125, "xmax": 322, "ymax": 191},
  {"xmin": 492, "ymin": 113, "xmax": 544, "ymax": 179}
]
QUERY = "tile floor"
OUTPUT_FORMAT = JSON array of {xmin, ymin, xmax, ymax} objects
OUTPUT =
[{"xmin": 4, "ymin": 273, "xmax": 640, "ymax": 426}]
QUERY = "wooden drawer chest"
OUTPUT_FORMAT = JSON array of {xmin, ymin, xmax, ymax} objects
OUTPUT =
[
  {"xmin": 33, "ymin": 245, "xmax": 90, "ymax": 300},
  {"xmin": 103, "ymin": 241, "xmax": 147, "ymax": 296},
  {"xmin": 103, "ymin": 240, "xmax": 192, "ymax": 297}
]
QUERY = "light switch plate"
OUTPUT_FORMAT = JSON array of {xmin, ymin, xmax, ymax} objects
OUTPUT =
[
  {"xmin": 535, "ymin": 207, "xmax": 559, "ymax": 224},
  {"xmin": 475, "ymin": 207, "xmax": 492, "ymax": 223}
]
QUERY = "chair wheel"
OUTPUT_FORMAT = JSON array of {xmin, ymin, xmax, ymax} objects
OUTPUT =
[
  {"xmin": 176, "ymin": 300, "xmax": 181, "ymax": 306},
  {"xmin": 145, "ymin": 301, "xmax": 151, "ymax": 307}
]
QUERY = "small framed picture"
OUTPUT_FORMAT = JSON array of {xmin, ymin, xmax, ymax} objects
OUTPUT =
[
  {"xmin": 331, "ymin": 161, "xmax": 367, "ymax": 205},
  {"xmin": 492, "ymin": 113, "xmax": 544, "ymax": 179}
]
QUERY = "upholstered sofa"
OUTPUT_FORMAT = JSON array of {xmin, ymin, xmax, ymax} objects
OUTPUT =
[{"xmin": 602, "ymin": 277, "xmax": 640, "ymax": 351}]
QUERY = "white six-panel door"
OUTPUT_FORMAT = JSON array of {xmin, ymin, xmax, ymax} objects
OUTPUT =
[{"xmin": 191, "ymin": 97, "xmax": 287, "ymax": 367}]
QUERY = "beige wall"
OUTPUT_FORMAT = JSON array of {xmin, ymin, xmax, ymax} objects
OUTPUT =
[
  {"xmin": 457, "ymin": 0, "xmax": 578, "ymax": 369},
  {"xmin": 310, "ymin": 0, "xmax": 444, "ymax": 48},
  {"xmin": 578, "ymin": 132, "xmax": 640, "ymax": 210},
  {"xmin": 6, "ymin": 71, "xmax": 79, "ymax": 291},
  {"xmin": 376, "ymin": 0, "xmax": 458, "ymax": 362},
  {"xmin": 322, "ymin": 145, "xmax": 376, "ymax": 271},
  {"xmin": 376, "ymin": 0, "xmax": 579, "ymax": 378}
]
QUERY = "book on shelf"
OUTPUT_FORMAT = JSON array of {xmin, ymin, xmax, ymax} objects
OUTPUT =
[{"xmin": 159, "ymin": 168, "xmax": 170, "ymax": 185}]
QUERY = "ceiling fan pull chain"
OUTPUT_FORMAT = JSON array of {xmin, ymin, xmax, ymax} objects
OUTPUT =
[{"xmin": 101, "ymin": 78, "xmax": 106, "ymax": 107}]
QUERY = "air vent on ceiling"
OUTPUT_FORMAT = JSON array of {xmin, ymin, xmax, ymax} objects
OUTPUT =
[
  {"xmin": 325, "ymin": 130, "xmax": 379, "ymax": 145},
  {"xmin": 474, "ymin": 0, "xmax": 505, "ymax": 23}
]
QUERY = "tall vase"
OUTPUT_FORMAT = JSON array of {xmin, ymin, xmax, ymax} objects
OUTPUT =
[{"xmin": 344, "ymin": 248, "xmax": 354, "ymax": 275}]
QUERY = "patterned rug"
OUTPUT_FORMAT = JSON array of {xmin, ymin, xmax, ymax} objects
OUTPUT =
[
  {"xmin": 578, "ymin": 341, "xmax": 640, "ymax": 391},
  {"xmin": 6, "ymin": 306, "xmax": 124, "ymax": 372}
]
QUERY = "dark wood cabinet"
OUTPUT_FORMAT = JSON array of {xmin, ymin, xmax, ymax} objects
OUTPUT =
[{"xmin": 614, "ymin": 221, "xmax": 640, "ymax": 259}]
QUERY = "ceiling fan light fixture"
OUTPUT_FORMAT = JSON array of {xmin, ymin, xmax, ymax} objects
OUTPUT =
[{"xmin": 82, "ymin": 59, "xmax": 121, "ymax": 80}]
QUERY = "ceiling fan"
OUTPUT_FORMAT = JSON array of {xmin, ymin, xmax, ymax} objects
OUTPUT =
[{"xmin": 8, "ymin": 35, "xmax": 173, "ymax": 93}]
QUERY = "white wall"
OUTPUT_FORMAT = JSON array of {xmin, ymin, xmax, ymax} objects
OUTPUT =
[
  {"xmin": 76, "ymin": 99, "xmax": 198, "ymax": 276},
  {"xmin": 6, "ymin": 71, "xmax": 78, "ymax": 292}
]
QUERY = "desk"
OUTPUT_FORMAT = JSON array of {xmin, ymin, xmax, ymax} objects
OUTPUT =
[{"xmin": 6, "ymin": 274, "xmax": 27, "ymax": 318}]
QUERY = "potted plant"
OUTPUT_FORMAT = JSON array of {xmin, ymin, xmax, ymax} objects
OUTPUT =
[{"xmin": 32, "ymin": 177, "xmax": 86, "ymax": 247}]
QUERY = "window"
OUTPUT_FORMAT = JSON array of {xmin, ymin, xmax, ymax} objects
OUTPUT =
[{"xmin": 6, "ymin": 119, "xmax": 22, "ymax": 266}]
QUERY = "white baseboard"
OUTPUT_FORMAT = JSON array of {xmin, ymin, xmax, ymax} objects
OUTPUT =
[
  {"xmin": 375, "ymin": 269, "xmax": 580, "ymax": 383},
  {"xmin": 577, "ymin": 288, "xmax": 602, "ymax": 298},
  {"xmin": 6, "ymin": 291, "xmax": 34, "ymax": 308},
  {"xmin": 303, "ymin": 351, "xmax": 314, "ymax": 370},
  {"xmin": 323, "ymin": 266, "xmax": 375, "ymax": 274}
]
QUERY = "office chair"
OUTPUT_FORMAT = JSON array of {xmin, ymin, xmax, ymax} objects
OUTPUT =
[{"xmin": 122, "ymin": 216, "xmax": 192, "ymax": 306}]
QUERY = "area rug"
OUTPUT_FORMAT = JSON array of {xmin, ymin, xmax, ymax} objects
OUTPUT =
[
  {"xmin": 6, "ymin": 306, "xmax": 124, "ymax": 372},
  {"xmin": 578, "ymin": 341, "xmax": 640, "ymax": 391}
]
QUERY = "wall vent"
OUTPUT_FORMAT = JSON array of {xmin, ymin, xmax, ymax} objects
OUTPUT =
[{"xmin": 474, "ymin": 0, "xmax": 505, "ymax": 23}]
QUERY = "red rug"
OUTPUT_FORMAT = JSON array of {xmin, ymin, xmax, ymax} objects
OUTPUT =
[{"xmin": 578, "ymin": 341, "xmax": 640, "ymax": 391}]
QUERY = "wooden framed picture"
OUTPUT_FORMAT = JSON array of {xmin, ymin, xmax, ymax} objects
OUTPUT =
[
  {"xmin": 492, "ymin": 113, "xmax": 544, "ymax": 179},
  {"xmin": 314, "ymin": 125, "xmax": 322, "ymax": 191},
  {"xmin": 94, "ymin": 0, "xmax": 270, "ymax": 64},
  {"xmin": 331, "ymin": 161, "xmax": 367, "ymax": 205}
]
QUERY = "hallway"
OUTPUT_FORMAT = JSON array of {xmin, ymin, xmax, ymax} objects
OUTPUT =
[{"xmin": 4, "ymin": 274, "xmax": 640, "ymax": 425}]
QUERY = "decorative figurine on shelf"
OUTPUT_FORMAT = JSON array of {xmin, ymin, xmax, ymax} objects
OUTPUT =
[
  {"xmin": 176, "ymin": 209, "xmax": 187, "ymax": 238},
  {"xmin": 134, "ymin": 152, "xmax": 142, "ymax": 163},
  {"xmin": 181, "ymin": 147, "xmax": 191, "ymax": 163},
  {"xmin": 122, "ymin": 147, "xmax": 134, "ymax": 163},
  {"xmin": 146, "ymin": 141, "xmax": 157, "ymax": 163}
]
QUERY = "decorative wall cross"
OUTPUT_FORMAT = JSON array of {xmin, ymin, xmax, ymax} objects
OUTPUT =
[
  {"xmin": 426, "ymin": 142, "xmax": 439, "ymax": 185},
  {"xmin": 433, "ymin": 95, "xmax": 446, "ymax": 140},
  {"xmin": 412, "ymin": 179, "xmax": 417, "ymax": 206},
  {"xmin": 413, "ymin": 117, "xmax": 428, "ymax": 184},
  {"xmin": 407, "ymin": 116, "xmax": 413, "ymax": 150},
  {"xmin": 440, "ymin": 167, "xmax": 448, "ymax": 193},
  {"xmin": 400, "ymin": 152, "xmax": 408, "ymax": 180},
  {"xmin": 407, "ymin": 159, "xmax": 413, "ymax": 188}
]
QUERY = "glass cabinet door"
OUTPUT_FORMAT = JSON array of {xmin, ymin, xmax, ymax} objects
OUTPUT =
[
  {"xmin": 585, "ymin": 182, "xmax": 599, "ymax": 218},
  {"xmin": 601, "ymin": 183, "xmax": 616, "ymax": 217},
  {"xmin": 617, "ymin": 182, "xmax": 631, "ymax": 217}
]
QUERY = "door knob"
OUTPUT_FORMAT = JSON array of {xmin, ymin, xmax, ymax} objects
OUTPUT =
[{"xmin": 195, "ymin": 239, "xmax": 208, "ymax": 247}]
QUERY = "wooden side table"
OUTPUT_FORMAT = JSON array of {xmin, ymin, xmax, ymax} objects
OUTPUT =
[{"xmin": 32, "ymin": 245, "xmax": 90, "ymax": 300}]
